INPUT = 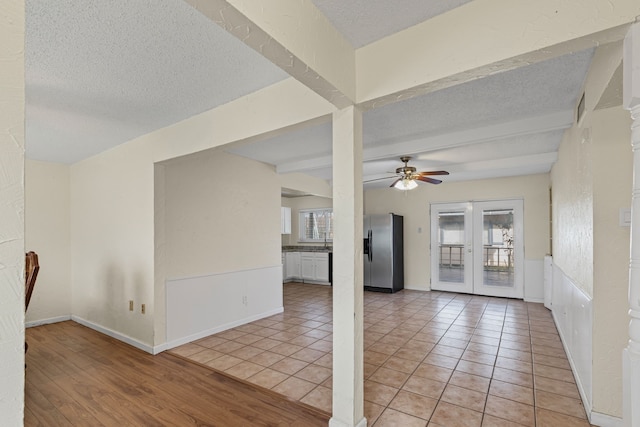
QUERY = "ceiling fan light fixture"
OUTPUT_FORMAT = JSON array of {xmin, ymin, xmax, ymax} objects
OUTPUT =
[{"xmin": 394, "ymin": 178, "xmax": 418, "ymax": 191}]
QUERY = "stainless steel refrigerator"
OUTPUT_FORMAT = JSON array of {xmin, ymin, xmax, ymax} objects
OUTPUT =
[{"xmin": 364, "ymin": 214, "xmax": 404, "ymax": 292}]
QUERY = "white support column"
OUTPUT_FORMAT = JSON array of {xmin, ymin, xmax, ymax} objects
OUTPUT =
[
  {"xmin": 623, "ymin": 22, "xmax": 640, "ymax": 427},
  {"xmin": 330, "ymin": 106, "xmax": 366, "ymax": 427}
]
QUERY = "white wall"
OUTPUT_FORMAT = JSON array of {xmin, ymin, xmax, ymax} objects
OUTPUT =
[
  {"xmin": 25, "ymin": 160, "xmax": 71, "ymax": 324},
  {"xmin": 0, "ymin": 0, "xmax": 25, "ymax": 424},
  {"xmin": 281, "ymin": 195, "xmax": 333, "ymax": 247},
  {"xmin": 364, "ymin": 174, "xmax": 550, "ymax": 292}
]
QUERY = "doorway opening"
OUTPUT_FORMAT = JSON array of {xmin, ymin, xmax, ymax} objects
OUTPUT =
[{"xmin": 430, "ymin": 199, "xmax": 524, "ymax": 298}]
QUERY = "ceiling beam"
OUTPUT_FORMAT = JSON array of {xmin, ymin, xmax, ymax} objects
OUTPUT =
[
  {"xmin": 276, "ymin": 110, "xmax": 573, "ymax": 174},
  {"xmin": 184, "ymin": 0, "xmax": 355, "ymax": 109},
  {"xmin": 279, "ymin": 173, "xmax": 332, "ymax": 198},
  {"xmin": 154, "ymin": 79, "xmax": 334, "ymax": 163},
  {"xmin": 363, "ymin": 152, "xmax": 558, "ymax": 188},
  {"xmin": 444, "ymin": 152, "xmax": 558, "ymax": 175},
  {"xmin": 357, "ymin": 0, "xmax": 639, "ymax": 109}
]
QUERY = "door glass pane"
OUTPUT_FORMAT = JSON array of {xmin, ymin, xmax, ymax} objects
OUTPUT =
[
  {"xmin": 438, "ymin": 212, "xmax": 465, "ymax": 283},
  {"xmin": 482, "ymin": 209, "xmax": 514, "ymax": 287}
]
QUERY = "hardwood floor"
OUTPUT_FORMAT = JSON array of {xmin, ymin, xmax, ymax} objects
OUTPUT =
[{"xmin": 24, "ymin": 321, "xmax": 330, "ymax": 426}]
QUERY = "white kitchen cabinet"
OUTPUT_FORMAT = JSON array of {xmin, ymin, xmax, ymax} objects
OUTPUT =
[
  {"xmin": 283, "ymin": 251, "xmax": 330, "ymax": 284},
  {"xmin": 300, "ymin": 252, "xmax": 330, "ymax": 285},
  {"xmin": 281, "ymin": 207, "xmax": 291, "ymax": 234},
  {"xmin": 285, "ymin": 251, "xmax": 301, "ymax": 281},
  {"xmin": 301, "ymin": 254, "xmax": 316, "ymax": 281},
  {"xmin": 315, "ymin": 253, "xmax": 330, "ymax": 283}
]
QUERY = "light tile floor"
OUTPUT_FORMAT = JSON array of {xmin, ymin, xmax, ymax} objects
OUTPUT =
[{"xmin": 169, "ymin": 283, "xmax": 595, "ymax": 426}]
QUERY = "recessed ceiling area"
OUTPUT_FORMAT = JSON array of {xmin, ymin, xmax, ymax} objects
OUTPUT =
[{"xmin": 226, "ymin": 48, "xmax": 593, "ymax": 188}]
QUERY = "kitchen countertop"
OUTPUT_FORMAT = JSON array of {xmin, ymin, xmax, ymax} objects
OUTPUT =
[{"xmin": 282, "ymin": 245, "xmax": 332, "ymax": 253}]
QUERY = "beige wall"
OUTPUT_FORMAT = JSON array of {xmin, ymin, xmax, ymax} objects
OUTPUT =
[
  {"xmin": 70, "ymin": 138, "xmax": 156, "ymax": 346},
  {"xmin": 281, "ymin": 195, "xmax": 333, "ymax": 247},
  {"xmin": 25, "ymin": 160, "xmax": 71, "ymax": 323},
  {"xmin": 551, "ymin": 104, "xmax": 632, "ymax": 419},
  {"xmin": 163, "ymin": 149, "xmax": 281, "ymax": 279},
  {"xmin": 364, "ymin": 174, "xmax": 550, "ymax": 290},
  {"xmin": 591, "ymin": 106, "xmax": 632, "ymax": 416},
  {"xmin": 63, "ymin": 76, "xmax": 333, "ymax": 350},
  {"xmin": 0, "ymin": 0, "xmax": 25, "ymax": 422},
  {"xmin": 550, "ymin": 42, "xmax": 624, "ymax": 297},
  {"xmin": 550, "ymin": 41, "xmax": 629, "ymax": 418},
  {"xmin": 551, "ymin": 122, "xmax": 594, "ymax": 295}
]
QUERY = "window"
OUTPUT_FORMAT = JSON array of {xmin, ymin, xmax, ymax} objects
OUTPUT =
[{"xmin": 299, "ymin": 209, "xmax": 333, "ymax": 242}]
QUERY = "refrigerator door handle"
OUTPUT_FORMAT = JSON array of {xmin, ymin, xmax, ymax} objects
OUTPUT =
[
  {"xmin": 368, "ymin": 229, "xmax": 373, "ymax": 262},
  {"xmin": 363, "ymin": 235, "xmax": 369, "ymax": 256}
]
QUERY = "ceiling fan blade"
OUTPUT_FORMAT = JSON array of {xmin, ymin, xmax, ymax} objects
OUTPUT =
[
  {"xmin": 389, "ymin": 178, "xmax": 402, "ymax": 188},
  {"xmin": 417, "ymin": 170, "xmax": 449, "ymax": 176},
  {"xmin": 416, "ymin": 176, "xmax": 442, "ymax": 185},
  {"xmin": 363, "ymin": 176, "xmax": 397, "ymax": 183}
]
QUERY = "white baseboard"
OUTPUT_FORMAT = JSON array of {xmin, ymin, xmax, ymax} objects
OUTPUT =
[
  {"xmin": 329, "ymin": 417, "xmax": 367, "ymax": 427},
  {"xmin": 164, "ymin": 307, "xmax": 284, "ymax": 351},
  {"xmin": 590, "ymin": 411, "xmax": 622, "ymax": 427},
  {"xmin": 524, "ymin": 297, "xmax": 544, "ymax": 303},
  {"xmin": 71, "ymin": 315, "xmax": 154, "ymax": 354},
  {"xmin": 26, "ymin": 308, "xmax": 285, "ymax": 357},
  {"xmin": 152, "ymin": 343, "xmax": 168, "ymax": 355},
  {"xmin": 25, "ymin": 315, "xmax": 71, "ymax": 328}
]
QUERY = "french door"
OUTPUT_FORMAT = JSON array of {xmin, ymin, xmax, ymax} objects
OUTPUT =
[{"xmin": 430, "ymin": 200, "xmax": 524, "ymax": 298}]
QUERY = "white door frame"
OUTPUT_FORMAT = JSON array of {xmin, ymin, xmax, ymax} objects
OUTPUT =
[
  {"xmin": 430, "ymin": 199, "xmax": 524, "ymax": 298},
  {"xmin": 472, "ymin": 199, "xmax": 524, "ymax": 299},
  {"xmin": 430, "ymin": 202, "xmax": 473, "ymax": 294}
]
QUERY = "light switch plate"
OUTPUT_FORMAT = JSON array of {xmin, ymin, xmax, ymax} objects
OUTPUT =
[{"xmin": 620, "ymin": 208, "xmax": 632, "ymax": 227}]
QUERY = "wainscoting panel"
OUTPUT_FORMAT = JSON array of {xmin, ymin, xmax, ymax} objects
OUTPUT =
[
  {"xmin": 551, "ymin": 263, "xmax": 593, "ymax": 415},
  {"xmin": 543, "ymin": 255, "xmax": 553, "ymax": 309},
  {"xmin": 165, "ymin": 265, "xmax": 283, "ymax": 349},
  {"xmin": 524, "ymin": 258, "xmax": 544, "ymax": 303}
]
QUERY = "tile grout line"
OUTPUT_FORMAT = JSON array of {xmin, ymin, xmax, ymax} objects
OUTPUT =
[{"xmin": 169, "ymin": 284, "xmax": 590, "ymax": 426}]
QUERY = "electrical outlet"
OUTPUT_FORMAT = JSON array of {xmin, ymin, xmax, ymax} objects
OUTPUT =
[
  {"xmin": 129, "ymin": 300, "xmax": 134, "ymax": 311},
  {"xmin": 141, "ymin": 304, "xmax": 146, "ymax": 314}
]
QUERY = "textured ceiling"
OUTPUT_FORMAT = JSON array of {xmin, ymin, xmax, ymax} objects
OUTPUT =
[
  {"xmin": 310, "ymin": 0, "xmax": 474, "ymax": 48},
  {"xmin": 363, "ymin": 50, "xmax": 593, "ymax": 147},
  {"xmin": 229, "ymin": 121, "xmax": 333, "ymax": 165},
  {"xmin": 26, "ymin": 0, "xmax": 289, "ymax": 163},
  {"xmin": 226, "ymin": 49, "xmax": 593, "ymax": 187},
  {"xmin": 25, "ymin": 0, "xmax": 596, "ymax": 188}
]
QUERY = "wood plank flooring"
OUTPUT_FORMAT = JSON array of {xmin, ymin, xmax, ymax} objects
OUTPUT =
[{"xmin": 25, "ymin": 321, "xmax": 330, "ymax": 426}]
